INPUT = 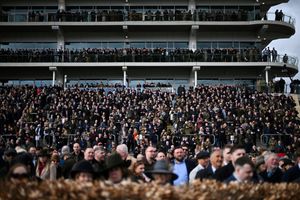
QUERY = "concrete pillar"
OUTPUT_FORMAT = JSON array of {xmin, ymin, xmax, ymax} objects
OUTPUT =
[
  {"xmin": 64, "ymin": 74, "xmax": 67, "ymax": 90},
  {"xmin": 188, "ymin": 0, "xmax": 196, "ymax": 13},
  {"xmin": 49, "ymin": 67, "xmax": 57, "ymax": 86},
  {"xmin": 191, "ymin": 66, "xmax": 201, "ymax": 88},
  {"xmin": 122, "ymin": 66, "xmax": 127, "ymax": 87},
  {"xmin": 189, "ymin": 25, "xmax": 199, "ymax": 52},
  {"xmin": 58, "ymin": 0, "xmax": 66, "ymax": 11},
  {"xmin": 56, "ymin": 68, "xmax": 64, "ymax": 86},
  {"xmin": 57, "ymin": 30, "xmax": 64, "ymax": 50},
  {"xmin": 265, "ymin": 66, "xmax": 271, "ymax": 86}
]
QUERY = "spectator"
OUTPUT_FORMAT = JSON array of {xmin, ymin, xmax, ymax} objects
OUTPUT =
[
  {"xmin": 259, "ymin": 152, "xmax": 282, "ymax": 183},
  {"xmin": 189, "ymin": 151, "xmax": 210, "ymax": 183},
  {"xmin": 70, "ymin": 160, "xmax": 95, "ymax": 183},
  {"xmin": 145, "ymin": 160, "xmax": 178, "ymax": 185}
]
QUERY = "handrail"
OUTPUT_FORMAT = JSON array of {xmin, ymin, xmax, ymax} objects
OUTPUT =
[
  {"xmin": 0, "ymin": 49, "xmax": 297, "ymax": 67},
  {"xmin": 0, "ymin": 10, "xmax": 295, "ymax": 26}
]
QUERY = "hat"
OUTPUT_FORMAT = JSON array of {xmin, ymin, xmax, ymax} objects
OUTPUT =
[
  {"xmin": 105, "ymin": 153, "xmax": 130, "ymax": 171},
  {"xmin": 145, "ymin": 160, "xmax": 178, "ymax": 181},
  {"xmin": 280, "ymin": 158, "xmax": 294, "ymax": 167},
  {"xmin": 196, "ymin": 151, "xmax": 210, "ymax": 160},
  {"xmin": 37, "ymin": 149, "xmax": 50, "ymax": 157},
  {"xmin": 70, "ymin": 160, "xmax": 95, "ymax": 179}
]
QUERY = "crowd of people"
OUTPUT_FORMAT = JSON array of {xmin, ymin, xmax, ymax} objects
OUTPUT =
[
  {"xmin": 0, "ymin": 8, "xmax": 268, "ymax": 22},
  {"xmin": 0, "ymin": 85, "xmax": 300, "ymax": 185},
  {"xmin": 0, "ymin": 47, "xmax": 267, "ymax": 63}
]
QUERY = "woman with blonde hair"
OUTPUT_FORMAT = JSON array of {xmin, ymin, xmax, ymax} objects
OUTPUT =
[{"xmin": 35, "ymin": 149, "xmax": 51, "ymax": 180}]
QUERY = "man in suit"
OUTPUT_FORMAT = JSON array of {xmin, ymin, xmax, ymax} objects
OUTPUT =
[
  {"xmin": 172, "ymin": 146, "xmax": 195, "ymax": 186},
  {"xmin": 224, "ymin": 156, "xmax": 254, "ymax": 183},
  {"xmin": 215, "ymin": 144, "xmax": 246, "ymax": 181},
  {"xmin": 282, "ymin": 149, "xmax": 300, "ymax": 182},
  {"xmin": 195, "ymin": 149, "xmax": 223, "ymax": 181},
  {"xmin": 259, "ymin": 152, "xmax": 282, "ymax": 183}
]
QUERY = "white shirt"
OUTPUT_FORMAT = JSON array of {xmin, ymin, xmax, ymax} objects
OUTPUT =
[{"xmin": 189, "ymin": 164, "xmax": 205, "ymax": 183}]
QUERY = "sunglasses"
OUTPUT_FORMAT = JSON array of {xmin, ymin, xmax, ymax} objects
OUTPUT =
[{"xmin": 11, "ymin": 173, "xmax": 30, "ymax": 179}]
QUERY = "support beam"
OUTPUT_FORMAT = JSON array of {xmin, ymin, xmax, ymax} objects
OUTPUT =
[
  {"xmin": 192, "ymin": 66, "xmax": 201, "ymax": 88},
  {"xmin": 265, "ymin": 66, "xmax": 271, "ymax": 86},
  {"xmin": 58, "ymin": 0, "xmax": 66, "ymax": 11},
  {"xmin": 49, "ymin": 67, "xmax": 57, "ymax": 86},
  {"xmin": 122, "ymin": 66, "xmax": 127, "ymax": 87}
]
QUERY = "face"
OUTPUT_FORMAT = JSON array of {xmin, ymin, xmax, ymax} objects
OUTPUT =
[
  {"xmin": 182, "ymin": 147, "xmax": 189, "ymax": 157},
  {"xmin": 236, "ymin": 164, "xmax": 254, "ymax": 183},
  {"xmin": 231, "ymin": 149, "xmax": 246, "ymax": 165},
  {"xmin": 75, "ymin": 172, "xmax": 93, "ymax": 183},
  {"xmin": 153, "ymin": 174, "xmax": 171, "ymax": 185},
  {"xmin": 95, "ymin": 150, "xmax": 106, "ymax": 161},
  {"xmin": 84, "ymin": 148, "xmax": 94, "ymax": 161},
  {"xmin": 146, "ymin": 147, "xmax": 157, "ymax": 161},
  {"xmin": 173, "ymin": 148, "xmax": 185, "ymax": 162},
  {"xmin": 198, "ymin": 157, "xmax": 210, "ymax": 168},
  {"xmin": 156, "ymin": 152, "xmax": 166, "ymax": 161},
  {"xmin": 73, "ymin": 143, "xmax": 80, "ymax": 154},
  {"xmin": 135, "ymin": 164, "xmax": 145, "ymax": 175},
  {"xmin": 108, "ymin": 167, "xmax": 123, "ymax": 184},
  {"xmin": 266, "ymin": 155, "xmax": 279, "ymax": 170},
  {"xmin": 29, "ymin": 147, "xmax": 37, "ymax": 155},
  {"xmin": 210, "ymin": 151, "xmax": 223, "ymax": 169},
  {"xmin": 222, "ymin": 148, "xmax": 231, "ymax": 163},
  {"xmin": 39, "ymin": 156, "xmax": 48, "ymax": 163}
]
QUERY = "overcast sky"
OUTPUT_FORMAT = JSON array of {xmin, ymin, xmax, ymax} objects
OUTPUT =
[{"xmin": 269, "ymin": 0, "xmax": 300, "ymax": 80}]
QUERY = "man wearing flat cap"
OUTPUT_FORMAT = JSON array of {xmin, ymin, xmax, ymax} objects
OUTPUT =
[{"xmin": 189, "ymin": 151, "xmax": 210, "ymax": 183}]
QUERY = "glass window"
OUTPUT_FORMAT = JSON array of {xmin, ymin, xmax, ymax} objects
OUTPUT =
[
  {"xmin": 197, "ymin": 42, "xmax": 211, "ymax": 49},
  {"xmin": 240, "ymin": 42, "xmax": 255, "ymax": 49},
  {"xmin": 218, "ymin": 42, "xmax": 233, "ymax": 48},
  {"xmin": 130, "ymin": 42, "xmax": 145, "ymax": 48},
  {"xmin": 152, "ymin": 42, "xmax": 167, "ymax": 48},
  {"xmin": 174, "ymin": 42, "xmax": 188, "ymax": 49},
  {"xmin": 107, "ymin": 42, "xmax": 124, "ymax": 49}
]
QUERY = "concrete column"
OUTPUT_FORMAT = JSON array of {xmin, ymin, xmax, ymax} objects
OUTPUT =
[
  {"xmin": 189, "ymin": 25, "xmax": 199, "ymax": 52},
  {"xmin": 49, "ymin": 67, "xmax": 57, "ymax": 86},
  {"xmin": 188, "ymin": 0, "xmax": 196, "ymax": 13},
  {"xmin": 58, "ymin": 0, "xmax": 66, "ymax": 11},
  {"xmin": 265, "ymin": 66, "xmax": 271, "ymax": 86},
  {"xmin": 191, "ymin": 66, "xmax": 201, "ymax": 88},
  {"xmin": 57, "ymin": 30, "xmax": 64, "ymax": 50},
  {"xmin": 64, "ymin": 75, "xmax": 67, "ymax": 90},
  {"xmin": 56, "ymin": 68, "xmax": 64, "ymax": 86},
  {"xmin": 122, "ymin": 66, "xmax": 127, "ymax": 87}
]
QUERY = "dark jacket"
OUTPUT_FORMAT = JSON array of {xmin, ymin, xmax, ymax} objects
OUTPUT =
[
  {"xmin": 282, "ymin": 164, "xmax": 300, "ymax": 182},
  {"xmin": 195, "ymin": 164, "xmax": 215, "ymax": 181},
  {"xmin": 224, "ymin": 174, "xmax": 237, "ymax": 183},
  {"xmin": 259, "ymin": 167, "xmax": 283, "ymax": 183},
  {"xmin": 214, "ymin": 162, "xmax": 234, "ymax": 182}
]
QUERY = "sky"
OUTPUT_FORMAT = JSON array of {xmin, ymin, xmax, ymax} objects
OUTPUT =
[{"xmin": 269, "ymin": 0, "xmax": 300, "ymax": 80}]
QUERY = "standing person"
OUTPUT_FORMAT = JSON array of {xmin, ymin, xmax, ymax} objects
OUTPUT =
[
  {"xmin": 189, "ymin": 151, "xmax": 210, "ymax": 183},
  {"xmin": 144, "ymin": 146, "xmax": 157, "ymax": 171},
  {"xmin": 195, "ymin": 149, "xmax": 223, "ymax": 181},
  {"xmin": 130, "ymin": 160, "xmax": 149, "ymax": 183},
  {"xmin": 93, "ymin": 146, "xmax": 106, "ymax": 177},
  {"xmin": 224, "ymin": 156, "xmax": 255, "ymax": 183},
  {"xmin": 70, "ymin": 143, "xmax": 84, "ymax": 162},
  {"xmin": 222, "ymin": 144, "xmax": 232, "ymax": 166},
  {"xmin": 282, "ymin": 149, "xmax": 300, "ymax": 182},
  {"xmin": 214, "ymin": 145, "xmax": 246, "ymax": 181},
  {"xmin": 36, "ymin": 149, "xmax": 51, "ymax": 180},
  {"xmin": 259, "ymin": 152, "xmax": 282, "ymax": 183},
  {"xmin": 145, "ymin": 160, "xmax": 178, "ymax": 185},
  {"xmin": 70, "ymin": 160, "xmax": 95, "ymax": 183},
  {"xmin": 105, "ymin": 153, "xmax": 130, "ymax": 184},
  {"xmin": 172, "ymin": 146, "xmax": 195, "ymax": 186},
  {"xmin": 50, "ymin": 154, "xmax": 62, "ymax": 180}
]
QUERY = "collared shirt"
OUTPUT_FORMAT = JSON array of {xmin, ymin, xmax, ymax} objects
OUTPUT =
[
  {"xmin": 173, "ymin": 161, "xmax": 188, "ymax": 186},
  {"xmin": 189, "ymin": 164, "xmax": 205, "ymax": 183},
  {"xmin": 233, "ymin": 172, "xmax": 242, "ymax": 182},
  {"xmin": 211, "ymin": 165, "xmax": 217, "ymax": 174}
]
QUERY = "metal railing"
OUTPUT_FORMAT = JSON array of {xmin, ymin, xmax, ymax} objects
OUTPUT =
[
  {"xmin": 0, "ymin": 11, "xmax": 295, "ymax": 26},
  {"xmin": 260, "ymin": 134, "xmax": 293, "ymax": 146},
  {"xmin": 0, "ymin": 51, "xmax": 297, "ymax": 66}
]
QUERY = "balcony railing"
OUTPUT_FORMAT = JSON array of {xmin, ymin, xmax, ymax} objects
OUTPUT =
[
  {"xmin": 0, "ymin": 48, "xmax": 297, "ymax": 66},
  {"xmin": 0, "ymin": 10, "xmax": 295, "ymax": 26}
]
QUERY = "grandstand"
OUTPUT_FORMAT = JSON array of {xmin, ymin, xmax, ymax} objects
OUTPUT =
[{"xmin": 0, "ymin": 0, "xmax": 298, "ymax": 89}]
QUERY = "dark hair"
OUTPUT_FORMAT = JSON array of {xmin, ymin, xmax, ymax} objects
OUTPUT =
[
  {"xmin": 7, "ymin": 163, "xmax": 30, "ymax": 181},
  {"xmin": 235, "ymin": 156, "xmax": 254, "ymax": 169},
  {"xmin": 230, "ymin": 144, "xmax": 245, "ymax": 154}
]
